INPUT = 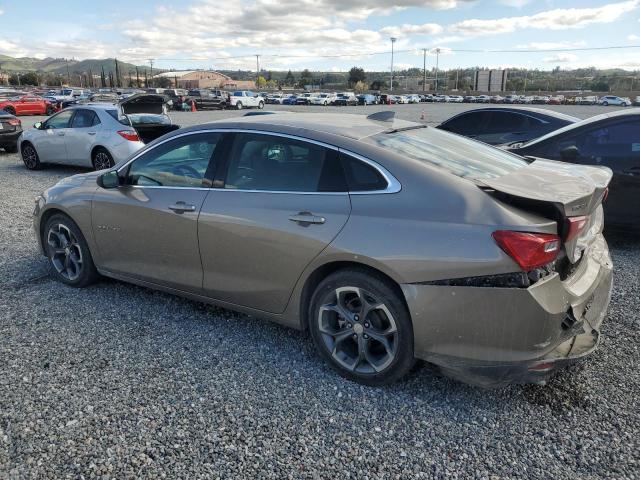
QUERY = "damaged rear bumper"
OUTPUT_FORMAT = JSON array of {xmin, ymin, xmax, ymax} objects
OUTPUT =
[{"xmin": 402, "ymin": 234, "xmax": 613, "ymax": 387}]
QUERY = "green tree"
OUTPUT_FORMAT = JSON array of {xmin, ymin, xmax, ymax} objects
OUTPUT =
[
  {"xmin": 369, "ymin": 80, "xmax": 387, "ymax": 91},
  {"xmin": 156, "ymin": 76, "xmax": 172, "ymax": 88},
  {"xmin": 284, "ymin": 70, "xmax": 295, "ymax": 86},
  {"xmin": 298, "ymin": 69, "xmax": 313, "ymax": 88},
  {"xmin": 348, "ymin": 67, "xmax": 366, "ymax": 87}
]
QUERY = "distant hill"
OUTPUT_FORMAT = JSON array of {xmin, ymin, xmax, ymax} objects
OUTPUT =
[{"xmin": 0, "ymin": 55, "xmax": 152, "ymax": 75}]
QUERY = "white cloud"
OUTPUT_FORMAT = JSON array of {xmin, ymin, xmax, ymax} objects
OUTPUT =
[
  {"xmin": 543, "ymin": 53, "xmax": 579, "ymax": 63},
  {"xmin": 380, "ymin": 23, "xmax": 443, "ymax": 37},
  {"xmin": 628, "ymin": 34, "xmax": 640, "ymax": 40},
  {"xmin": 449, "ymin": 0, "xmax": 640, "ymax": 36},
  {"xmin": 500, "ymin": 0, "xmax": 532, "ymax": 7},
  {"xmin": 516, "ymin": 41, "xmax": 587, "ymax": 50},
  {"xmin": 0, "ymin": 9, "xmax": 4, "ymax": 15}
]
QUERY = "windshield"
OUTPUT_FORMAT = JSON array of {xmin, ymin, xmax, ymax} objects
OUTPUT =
[{"xmin": 368, "ymin": 126, "xmax": 529, "ymax": 180}]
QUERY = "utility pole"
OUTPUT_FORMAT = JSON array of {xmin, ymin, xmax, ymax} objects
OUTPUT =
[
  {"xmin": 434, "ymin": 48, "xmax": 441, "ymax": 94},
  {"xmin": 455, "ymin": 69, "xmax": 459, "ymax": 91},
  {"xmin": 255, "ymin": 55, "xmax": 260, "ymax": 89},
  {"xmin": 148, "ymin": 59, "xmax": 154, "ymax": 87},
  {"xmin": 422, "ymin": 48, "xmax": 427, "ymax": 92},
  {"xmin": 136, "ymin": 66, "xmax": 140, "ymax": 88},
  {"xmin": 390, "ymin": 37, "xmax": 397, "ymax": 92},
  {"xmin": 66, "ymin": 60, "xmax": 71, "ymax": 85}
]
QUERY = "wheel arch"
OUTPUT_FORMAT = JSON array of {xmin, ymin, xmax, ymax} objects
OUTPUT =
[
  {"xmin": 38, "ymin": 207, "xmax": 76, "ymax": 253},
  {"xmin": 297, "ymin": 260, "xmax": 409, "ymax": 333}
]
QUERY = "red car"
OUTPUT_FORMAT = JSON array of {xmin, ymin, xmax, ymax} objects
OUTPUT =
[{"xmin": 0, "ymin": 96, "xmax": 56, "ymax": 116}]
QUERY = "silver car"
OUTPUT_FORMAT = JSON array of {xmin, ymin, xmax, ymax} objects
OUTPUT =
[
  {"xmin": 19, "ymin": 95, "xmax": 178, "ymax": 171},
  {"xmin": 33, "ymin": 112, "xmax": 613, "ymax": 387}
]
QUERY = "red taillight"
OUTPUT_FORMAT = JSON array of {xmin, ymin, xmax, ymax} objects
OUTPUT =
[
  {"xmin": 7, "ymin": 118, "xmax": 21, "ymax": 126},
  {"xmin": 117, "ymin": 130, "xmax": 140, "ymax": 142},
  {"xmin": 492, "ymin": 230, "xmax": 560, "ymax": 271},
  {"xmin": 602, "ymin": 187, "xmax": 609, "ymax": 203},
  {"xmin": 564, "ymin": 216, "xmax": 588, "ymax": 243}
]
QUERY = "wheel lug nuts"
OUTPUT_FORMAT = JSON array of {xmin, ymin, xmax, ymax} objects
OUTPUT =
[
  {"xmin": 354, "ymin": 315, "xmax": 360, "ymax": 321},
  {"xmin": 364, "ymin": 334, "xmax": 369, "ymax": 339},
  {"xmin": 347, "ymin": 323, "xmax": 352, "ymax": 328},
  {"xmin": 364, "ymin": 323, "xmax": 370, "ymax": 328}
]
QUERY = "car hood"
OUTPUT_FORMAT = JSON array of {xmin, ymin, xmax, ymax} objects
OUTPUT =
[
  {"xmin": 480, "ymin": 158, "xmax": 612, "ymax": 217},
  {"xmin": 119, "ymin": 93, "xmax": 169, "ymax": 114}
]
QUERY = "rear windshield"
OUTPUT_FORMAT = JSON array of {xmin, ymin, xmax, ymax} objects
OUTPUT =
[{"xmin": 368, "ymin": 126, "xmax": 529, "ymax": 180}]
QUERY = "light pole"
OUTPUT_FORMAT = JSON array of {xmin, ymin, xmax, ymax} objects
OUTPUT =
[
  {"xmin": 390, "ymin": 37, "xmax": 396, "ymax": 92},
  {"xmin": 434, "ymin": 48, "xmax": 441, "ymax": 94},
  {"xmin": 422, "ymin": 48, "xmax": 427, "ymax": 92}
]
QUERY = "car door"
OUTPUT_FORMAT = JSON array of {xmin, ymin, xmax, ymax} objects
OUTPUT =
[
  {"xmin": 35, "ymin": 109, "xmax": 74, "ymax": 163},
  {"xmin": 198, "ymin": 132, "xmax": 352, "ymax": 313},
  {"xmin": 531, "ymin": 119, "xmax": 640, "ymax": 226},
  {"xmin": 91, "ymin": 131, "xmax": 223, "ymax": 291},
  {"xmin": 64, "ymin": 109, "xmax": 100, "ymax": 166}
]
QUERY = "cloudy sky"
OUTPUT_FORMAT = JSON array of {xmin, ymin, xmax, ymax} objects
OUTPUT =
[{"xmin": 1, "ymin": 0, "xmax": 639, "ymax": 71}]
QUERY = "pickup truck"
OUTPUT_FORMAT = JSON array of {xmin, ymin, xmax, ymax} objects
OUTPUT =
[{"xmin": 228, "ymin": 91, "xmax": 265, "ymax": 110}]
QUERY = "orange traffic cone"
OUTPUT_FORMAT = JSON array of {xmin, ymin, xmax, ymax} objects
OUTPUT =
[{"xmin": 191, "ymin": 100, "xmax": 197, "ymax": 112}]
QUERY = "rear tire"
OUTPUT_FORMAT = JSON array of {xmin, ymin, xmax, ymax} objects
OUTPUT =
[
  {"xmin": 21, "ymin": 142, "xmax": 41, "ymax": 170},
  {"xmin": 4, "ymin": 107, "xmax": 16, "ymax": 116},
  {"xmin": 603, "ymin": 102, "xmax": 608, "ymax": 106},
  {"xmin": 92, "ymin": 148, "xmax": 114, "ymax": 171},
  {"xmin": 258, "ymin": 101, "xmax": 264, "ymax": 109},
  {"xmin": 45, "ymin": 105, "xmax": 55, "ymax": 115},
  {"xmin": 44, "ymin": 214, "xmax": 99, "ymax": 288},
  {"xmin": 236, "ymin": 102, "xmax": 243, "ymax": 110},
  {"xmin": 309, "ymin": 269, "xmax": 415, "ymax": 386}
]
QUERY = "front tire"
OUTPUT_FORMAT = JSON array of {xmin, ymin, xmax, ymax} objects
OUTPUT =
[
  {"xmin": 46, "ymin": 105, "xmax": 55, "ymax": 115},
  {"xmin": 44, "ymin": 214, "xmax": 99, "ymax": 287},
  {"xmin": 21, "ymin": 142, "xmax": 41, "ymax": 170},
  {"xmin": 3, "ymin": 107, "xmax": 16, "ymax": 116},
  {"xmin": 603, "ymin": 102, "xmax": 608, "ymax": 106},
  {"xmin": 309, "ymin": 269, "xmax": 415, "ymax": 386},
  {"xmin": 92, "ymin": 148, "xmax": 114, "ymax": 171}
]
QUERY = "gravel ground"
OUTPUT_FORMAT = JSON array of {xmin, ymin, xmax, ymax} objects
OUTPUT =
[{"xmin": 1, "ymin": 104, "xmax": 639, "ymax": 479}]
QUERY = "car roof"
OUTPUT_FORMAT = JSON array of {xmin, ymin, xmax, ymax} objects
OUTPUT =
[
  {"xmin": 183, "ymin": 112, "xmax": 421, "ymax": 141},
  {"xmin": 442, "ymin": 106, "xmax": 581, "ymax": 124}
]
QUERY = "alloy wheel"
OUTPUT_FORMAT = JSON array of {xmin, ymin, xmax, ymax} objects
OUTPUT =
[
  {"xmin": 22, "ymin": 145, "xmax": 38, "ymax": 169},
  {"xmin": 94, "ymin": 151, "xmax": 112, "ymax": 170},
  {"xmin": 47, "ymin": 223, "xmax": 83, "ymax": 281},
  {"xmin": 318, "ymin": 286, "xmax": 398, "ymax": 374}
]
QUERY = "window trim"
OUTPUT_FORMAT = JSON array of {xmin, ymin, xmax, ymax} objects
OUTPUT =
[{"xmin": 116, "ymin": 129, "xmax": 401, "ymax": 194}]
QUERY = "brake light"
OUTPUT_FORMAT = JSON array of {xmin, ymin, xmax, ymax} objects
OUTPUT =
[
  {"xmin": 7, "ymin": 118, "xmax": 21, "ymax": 126},
  {"xmin": 564, "ymin": 216, "xmax": 588, "ymax": 243},
  {"xmin": 117, "ymin": 130, "xmax": 140, "ymax": 142},
  {"xmin": 492, "ymin": 230, "xmax": 560, "ymax": 271}
]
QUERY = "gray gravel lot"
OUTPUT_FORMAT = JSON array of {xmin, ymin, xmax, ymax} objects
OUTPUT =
[{"xmin": 1, "ymin": 104, "xmax": 639, "ymax": 479}]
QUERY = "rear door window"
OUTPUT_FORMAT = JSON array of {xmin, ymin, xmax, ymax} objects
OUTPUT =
[
  {"xmin": 224, "ymin": 133, "xmax": 345, "ymax": 192},
  {"xmin": 70, "ymin": 109, "xmax": 100, "ymax": 128},
  {"xmin": 441, "ymin": 111, "xmax": 490, "ymax": 135}
]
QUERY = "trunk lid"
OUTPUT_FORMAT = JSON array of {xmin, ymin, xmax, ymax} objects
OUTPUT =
[
  {"xmin": 119, "ymin": 93, "xmax": 169, "ymax": 115},
  {"xmin": 480, "ymin": 158, "xmax": 612, "ymax": 264}
]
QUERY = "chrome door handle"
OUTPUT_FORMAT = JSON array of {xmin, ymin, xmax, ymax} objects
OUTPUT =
[
  {"xmin": 289, "ymin": 212, "xmax": 326, "ymax": 225},
  {"xmin": 168, "ymin": 202, "xmax": 196, "ymax": 213}
]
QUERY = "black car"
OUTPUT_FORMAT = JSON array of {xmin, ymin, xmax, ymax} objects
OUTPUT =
[
  {"xmin": 437, "ymin": 107, "xmax": 580, "ymax": 145},
  {"xmin": 508, "ymin": 109, "xmax": 640, "ymax": 229},
  {"xmin": 0, "ymin": 110, "xmax": 22, "ymax": 153},
  {"xmin": 187, "ymin": 90, "xmax": 228, "ymax": 110}
]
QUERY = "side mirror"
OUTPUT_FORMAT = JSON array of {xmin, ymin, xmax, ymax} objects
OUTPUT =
[
  {"xmin": 33, "ymin": 122, "xmax": 43, "ymax": 130},
  {"xmin": 560, "ymin": 145, "xmax": 580, "ymax": 161},
  {"xmin": 97, "ymin": 170, "xmax": 121, "ymax": 188}
]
